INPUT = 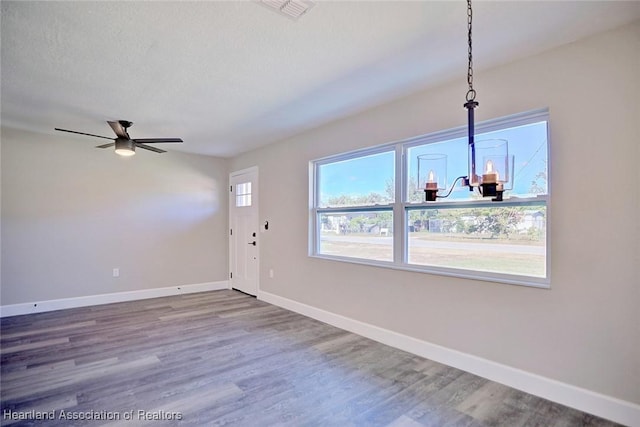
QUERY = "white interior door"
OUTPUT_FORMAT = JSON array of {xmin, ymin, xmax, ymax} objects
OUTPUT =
[{"xmin": 229, "ymin": 167, "xmax": 259, "ymax": 296}]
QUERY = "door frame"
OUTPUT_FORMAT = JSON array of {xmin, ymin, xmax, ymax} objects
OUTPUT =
[{"xmin": 229, "ymin": 166, "xmax": 260, "ymax": 296}]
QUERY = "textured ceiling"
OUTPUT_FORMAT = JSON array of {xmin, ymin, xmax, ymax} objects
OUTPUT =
[{"xmin": 2, "ymin": 1, "xmax": 639, "ymax": 157}]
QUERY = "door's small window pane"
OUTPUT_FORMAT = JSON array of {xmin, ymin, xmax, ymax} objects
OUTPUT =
[{"xmin": 236, "ymin": 182, "xmax": 252, "ymax": 207}]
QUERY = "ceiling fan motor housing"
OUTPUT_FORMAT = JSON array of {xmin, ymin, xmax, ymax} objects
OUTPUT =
[{"xmin": 115, "ymin": 138, "xmax": 135, "ymax": 155}]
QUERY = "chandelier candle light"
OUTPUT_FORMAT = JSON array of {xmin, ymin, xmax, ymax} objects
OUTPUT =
[
  {"xmin": 423, "ymin": 0, "xmax": 512, "ymax": 202},
  {"xmin": 419, "ymin": 154, "xmax": 447, "ymax": 201}
]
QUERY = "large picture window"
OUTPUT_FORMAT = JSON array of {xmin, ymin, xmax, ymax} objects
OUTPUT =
[{"xmin": 310, "ymin": 109, "xmax": 549, "ymax": 287}]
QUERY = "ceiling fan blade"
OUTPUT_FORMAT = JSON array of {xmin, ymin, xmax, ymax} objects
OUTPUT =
[
  {"xmin": 96, "ymin": 143, "xmax": 115, "ymax": 149},
  {"xmin": 107, "ymin": 121, "xmax": 129, "ymax": 139},
  {"xmin": 135, "ymin": 143, "xmax": 166, "ymax": 153},
  {"xmin": 132, "ymin": 138, "xmax": 183, "ymax": 144},
  {"xmin": 54, "ymin": 128, "xmax": 114, "ymax": 141}
]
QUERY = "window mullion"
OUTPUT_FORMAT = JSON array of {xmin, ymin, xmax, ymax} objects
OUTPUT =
[{"xmin": 394, "ymin": 144, "xmax": 404, "ymax": 264}]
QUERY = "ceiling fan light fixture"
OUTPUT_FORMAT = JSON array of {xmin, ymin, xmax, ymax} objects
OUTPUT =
[
  {"xmin": 115, "ymin": 138, "xmax": 135, "ymax": 156},
  {"xmin": 54, "ymin": 119, "xmax": 183, "ymax": 155}
]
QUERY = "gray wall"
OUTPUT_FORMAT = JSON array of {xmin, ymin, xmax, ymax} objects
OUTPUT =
[
  {"xmin": 1, "ymin": 127, "xmax": 228, "ymax": 304},
  {"xmin": 229, "ymin": 22, "xmax": 640, "ymax": 404}
]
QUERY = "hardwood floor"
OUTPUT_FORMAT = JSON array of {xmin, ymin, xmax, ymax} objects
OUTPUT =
[{"xmin": 1, "ymin": 290, "xmax": 620, "ymax": 426}]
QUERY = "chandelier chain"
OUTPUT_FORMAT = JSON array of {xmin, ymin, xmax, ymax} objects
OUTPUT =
[{"xmin": 466, "ymin": 0, "xmax": 476, "ymax": 102}]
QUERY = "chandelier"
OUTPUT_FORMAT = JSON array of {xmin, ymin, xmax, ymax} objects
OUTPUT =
[{"xmin": 423, "ymin": 0, "xmax": 512, "ymax": 202}]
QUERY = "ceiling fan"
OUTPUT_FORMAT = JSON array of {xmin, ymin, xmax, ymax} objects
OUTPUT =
[{"xmin": 54, "ymin": 120, "xmax": 183, "ymax": 156}]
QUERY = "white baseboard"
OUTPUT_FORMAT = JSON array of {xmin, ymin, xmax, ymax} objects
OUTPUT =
[
  {"xmin": 0, "ymin": 281, "xmax": 230, "ymax": 318},
  {"xmin": 258, "ymin": 290, "xmax": 640, "ymax": 427}
]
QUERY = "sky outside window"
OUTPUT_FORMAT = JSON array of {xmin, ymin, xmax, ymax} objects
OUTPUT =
[
  {"xmin": 318, "ymin": 151, "xmax": 395, "ymax": 207},
  {"xmin": 318, "ymin": 121, "xmax": 547, "ymax": 205},
  {"xmin": 408, "ymin": 121, "xmax": 548, "ymax": 201}
]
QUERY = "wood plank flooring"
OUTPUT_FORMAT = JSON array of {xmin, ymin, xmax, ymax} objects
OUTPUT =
[{"xmin": 0, "ymin": 290, "xmax": 620, "ymax": 426}]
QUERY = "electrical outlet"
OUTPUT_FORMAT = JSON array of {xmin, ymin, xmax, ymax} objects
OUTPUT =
[{"xmin": 113, "ymin": 268, "xmax": 120, "ymax": 278}]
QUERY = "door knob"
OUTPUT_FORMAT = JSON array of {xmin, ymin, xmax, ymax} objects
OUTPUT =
[{"xmin": 248, "ymin": 241, "xmax": 256, "ymax": 246}]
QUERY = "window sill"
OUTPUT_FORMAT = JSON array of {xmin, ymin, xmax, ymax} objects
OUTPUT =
[{"xmin": 310, "ymin": 253, "xmax": 550, "ymax": 289}]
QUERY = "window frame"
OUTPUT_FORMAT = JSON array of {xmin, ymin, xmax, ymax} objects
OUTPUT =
[
  {"xmin": 309, "ymin": 109, "xmax": 550, "ymax": 288},
  {"xmin": 311, "ymin": 145, "xmax": 396, "ymax": 264}
]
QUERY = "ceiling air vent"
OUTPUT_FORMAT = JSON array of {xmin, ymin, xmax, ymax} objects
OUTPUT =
[{"xmin": 259, "ymin": 0, "xmax": 315, "ymax": 20}]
